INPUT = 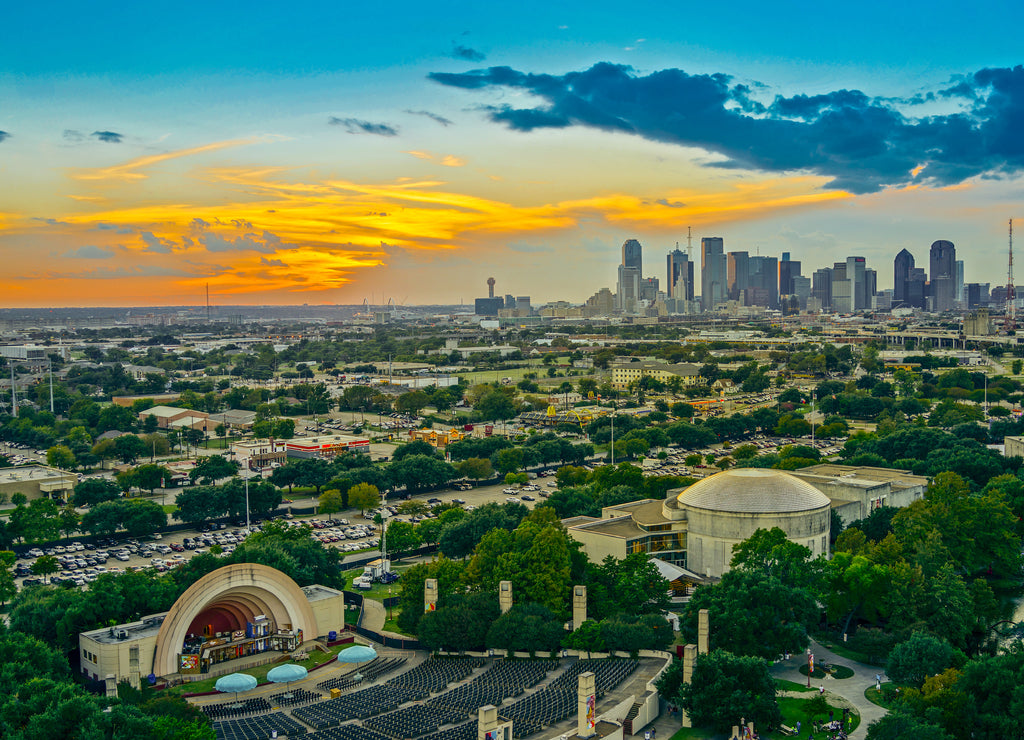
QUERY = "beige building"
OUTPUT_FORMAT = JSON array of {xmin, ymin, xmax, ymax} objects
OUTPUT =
[
  {"xmin": 137, "ymin": 405, "xmax": 209, "ymax": 430},
  {"xmin": 1005, "ymin": 436, "xmax": 1024, "ymax": 459},
  {"xmin": 790, "ymin": 464, "xmax": 928, "ymax": 524},
  {"xmin": 610, "ymin": 361, "xmax": 702, "ymax": 390},
  {"xmin": 567, "ymin": 464, "xmax": 930, "ymax": 581},
  {"xmin": 79, "ymin": 564, "xmax": 345, "ymax": 686},
  {"xmin": 0, "ymin": 465, "xmax": 74, "ymax": 502}
]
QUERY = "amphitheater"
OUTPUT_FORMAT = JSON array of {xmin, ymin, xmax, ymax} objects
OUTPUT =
[{"xmin": 191, "ymin": 650, "xmax": 669, "ymax": 740}]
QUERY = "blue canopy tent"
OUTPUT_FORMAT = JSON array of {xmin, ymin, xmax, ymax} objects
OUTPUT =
[
  {"xmin": 214, "ymin": 672, "xmax": 258, "ymax": 706},
  {"xmin": 336, "ymin": 644, "xmax": 377, "ymax": 682},
  {"xmin": 267, "ymin": 663, "xmax": 308, "ymax": 699}
]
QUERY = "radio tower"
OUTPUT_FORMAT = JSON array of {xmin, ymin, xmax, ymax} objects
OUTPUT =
[{"xmin": 1008, "ymin": 219, "xmax": 1016, "ymax": 332}]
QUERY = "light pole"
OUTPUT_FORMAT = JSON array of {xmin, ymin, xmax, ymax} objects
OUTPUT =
[
  {"xmin": 244, "ymin": 472, "xmax": 251, "ymax": 533},
  {"xmin": 610, "ymin": 414, "xmax": 615, "ymax": 466}
]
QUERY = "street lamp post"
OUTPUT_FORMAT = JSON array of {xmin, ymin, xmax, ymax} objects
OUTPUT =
[{"xmin": 244, "ymin": 472, "xmax": 251, "ymax": 533}]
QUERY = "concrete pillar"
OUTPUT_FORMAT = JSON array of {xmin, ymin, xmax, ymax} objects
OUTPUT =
[
  {"xmin": 424, "ymin": 578, "xmax": 438, "ymax": 613},
  {"xmin": 499, "ymin": 580, "xmax": 512, "ymax": 614},
  {"xmin": 577, "ymin": 671, "xmax": 597, "ymax": 738},
  {"xmin": 680, "ymin": 644, "xmax": 698, "ymax": 728},
  {"xmin": 572, "ymin": 585, "xmax": 587, "ymax": 631},
  {"xmin": 477, "ymin": 704, "xmax": 512, "ymax": 740},
  {"xmin": 698, "ymin": 608, "xmax": 709, "ymax": 654}
]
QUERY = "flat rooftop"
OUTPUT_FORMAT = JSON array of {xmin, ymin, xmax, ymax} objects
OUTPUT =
[
  {"xmin": 83, "ymin": 613, "xmax": 167, "ymax": 644},
  {"xmin": 301, "ymin": 585, "xmax": 345, "ymax": 603},
  {"xmin": 0, "ymin": 465, "xmax": 65, "ymax": 483}
]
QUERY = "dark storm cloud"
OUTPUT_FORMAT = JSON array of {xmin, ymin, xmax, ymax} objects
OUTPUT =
[
  {"xmin": 405, "ymin": 109, "xmax": 454, "ymax": 126},
  {"xmin": 328, "ymin": 117, "xmax": 399, "ymax": 136},
  {"xmin": 0, "ymin": 131, "xmax": 9, "ymax": 143},
  {"xmin": 451, "ymin": 44, "xmax": 485, "ymax": 62},
  {"xmin": 91, "ymin": 130, "xmax": 123, "ymax": 143},
  {"xmin": 429, "ymin": 62, "xmax": 1024, "ymax": 193}
]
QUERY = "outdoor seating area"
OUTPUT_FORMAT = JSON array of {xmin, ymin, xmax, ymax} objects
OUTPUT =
[
  {"xmin": 306, "ymin": 726, "xmax": 391, "ymax": 740},
  {"xmin": 201, "ymin": 653, "xmax": 648, "ymax": 740},
  {"xmin": 383, "ymin": 656, "xmax": 485, "ymax": 695},
  {"xmin": 362, "ymin": 704, "xmax": 467, "ymax": 739},
  {"xmin": 498, "ymin": 686, "xmax": 576, "ymax": 738},
  {"xmin": 427, "ymin": 682, "xmax": 513, "ymax": 714},
  {"xmin": 213, "ymin": 711, "xmax": 307, "ymax": 740},
  {"xmin": 202, "ymin": 696, "xmax": 272, "ymax": 720},
  {"xmin": 418, "ymin": 723, "xmax": 478, "ymax": 740},
  {"xmin": 292, "ymin": 685, "xmax": 422, "ymax": 728},
  {"xmin": 499, "ymin": 658, "xmax": 640, "ymax": 738},
  {"xmin": 316, "ymin": 657, "xmax": 408, "ymax": 693},
  {"xmin": 550, "ymin": 658, "xmax": 639, "ymax": 695}
]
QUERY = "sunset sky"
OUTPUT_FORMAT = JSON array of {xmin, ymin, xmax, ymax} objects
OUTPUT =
[{"xmin": 3, "ymin": 1, "xmax": 1024, "ymax": 307}]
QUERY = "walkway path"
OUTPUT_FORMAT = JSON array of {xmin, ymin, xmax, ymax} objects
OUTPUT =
[
  {"xmin": 769, "ymin": 638, "xmax": 887, "ymax": 739},
  {"xmin": 359, "ymin": 598, "xmax": 386, "ymax": 632}
]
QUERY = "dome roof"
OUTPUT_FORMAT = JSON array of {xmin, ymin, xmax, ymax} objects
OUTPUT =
[{"xmin": 677, "ymin": 468, "xmax": 831, "ymax": 514}]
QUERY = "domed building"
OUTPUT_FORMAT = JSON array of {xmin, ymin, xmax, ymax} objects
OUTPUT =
[
  {"xmin": 678, "ymin": 468, "xmax": 831, "ymax": 578},
  {"xmin": 566, "ymin": 467, "xmax": 846, "ymax": 584}
]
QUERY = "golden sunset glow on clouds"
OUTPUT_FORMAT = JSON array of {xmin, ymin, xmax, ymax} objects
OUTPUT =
[{"xmin": 0, "ymin": 140, "xmax": 862, "ymax": 307}]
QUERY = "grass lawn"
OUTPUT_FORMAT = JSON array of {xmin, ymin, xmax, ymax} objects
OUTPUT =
[
  {"xmin": 381, "ymin": 615, "xmax": 414, "ymax": 636},
  {"xmin": 810, "ymin": 634, "xmax": 886, "ymax": 667},
  {"xmin": 341, "ymin": 564, "xmax": 413, "ymax": 601},
  {"xmin": 670, "ymin": 694, "xmax": 859, "ymax": 740},
  {"xmin": 161, "ymin": 504, "xmax": 177, "ymax": 514},
  {"xmin": 669, "ymin": 728, "xmax": 721, "ymax": 739},
  {"xmin": 168, "ymin": 643, "xmax": 349, "ymax": 696},
  {"xmin": 865, "ymin": 682, "xmax": 899, "ymax": 709}
]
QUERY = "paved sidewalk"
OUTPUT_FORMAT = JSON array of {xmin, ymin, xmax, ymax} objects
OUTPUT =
[
  {"xmin": 359, "ymin": 598, "xmax": 386, "ymax": 632},
  {"xmin": 769, "ymin": 638, "xmax": 887, "ymax": 739}
]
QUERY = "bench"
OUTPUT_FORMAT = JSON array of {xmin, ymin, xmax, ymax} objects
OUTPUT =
[{"xmin": 779, "ymin": 725, "xmax": 797, "ymax": 736}]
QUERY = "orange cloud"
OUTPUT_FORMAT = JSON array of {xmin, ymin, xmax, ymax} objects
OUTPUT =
[{"xmin": 4, "ymin": 161, "xmax": 853, "ymax": 305}]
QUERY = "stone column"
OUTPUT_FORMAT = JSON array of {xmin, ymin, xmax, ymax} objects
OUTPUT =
[
  {"xmin": 572, "ymin": 585, "xmax": 587, "ymax": 631},
  {"xmin": 577, "ymin": 671, "xmax": 597, "ymax": 738},
  {"xmin": 680, "ymin": 643, "xmax": 698, "ymax": 728},
  {"xmin": 698, "ymin": 608, "xmax": 709, "ymax": 654},
  {"xmin": 499, "ymin": 580, "xmax": 512, "ymax": 614},
  {"xmin": 477, "ymin": 704, "xmax": 512, "ymax": 740},
  {"xmin": 424, "ymin": 578, "xmax": 438, "ymax": 613}
]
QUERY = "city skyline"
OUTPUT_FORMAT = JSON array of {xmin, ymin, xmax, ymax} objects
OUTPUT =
[{"xmin": 3, "ymin": 1, "xmax": 1024, "ymax": 307}]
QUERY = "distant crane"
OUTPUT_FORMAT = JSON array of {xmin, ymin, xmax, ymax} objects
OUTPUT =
[{"xmin": 1008, "ymin": 218, "xmax": 1016, "ymax": 332}]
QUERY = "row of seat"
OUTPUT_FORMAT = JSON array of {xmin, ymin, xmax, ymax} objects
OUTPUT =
[
  {"xmin": 292, "ymin": 684, "xmax": 423, "ymax": 729},
  {"xmin": 269, "ymin": 687, "xmax": 323, "ymax": 708},
  {"xmin": 306, "ymin": 725, "xmax": 391, "ymax": 740},
  {"xmin": 418, "ymin": 723, "xmax": 478, "ymax": 740},
  {"xmin": 202, "ymin": 696, "xmax": 272, "ymax": 720},
  {"xmin": 384, "ymin": 656, "xmax": 485, "ymax": 696},
  {"xmin": 363, "ymin": 704, "xmax": 466, "ymax": 739},
  {"xmin": 213, "ymin": 711, "xmax": 306, "ymax": 740},
  {"xmin": 427, "ymin": 682, "xmax": 515, "ymax": 714},
  {"xmin": 499, "ymin": 686, "xmax": 576, "ymax": 738}
]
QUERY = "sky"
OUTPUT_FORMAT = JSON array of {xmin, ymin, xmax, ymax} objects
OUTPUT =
[{"xmin": 3, "ymin": 0, "xmax": 1024, "ymax": 308}]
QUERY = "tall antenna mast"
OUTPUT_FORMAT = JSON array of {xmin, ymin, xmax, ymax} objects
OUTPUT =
[{"xmin": 1008, "ymin": 218, "xmax": 1016, "ymax": 331}]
